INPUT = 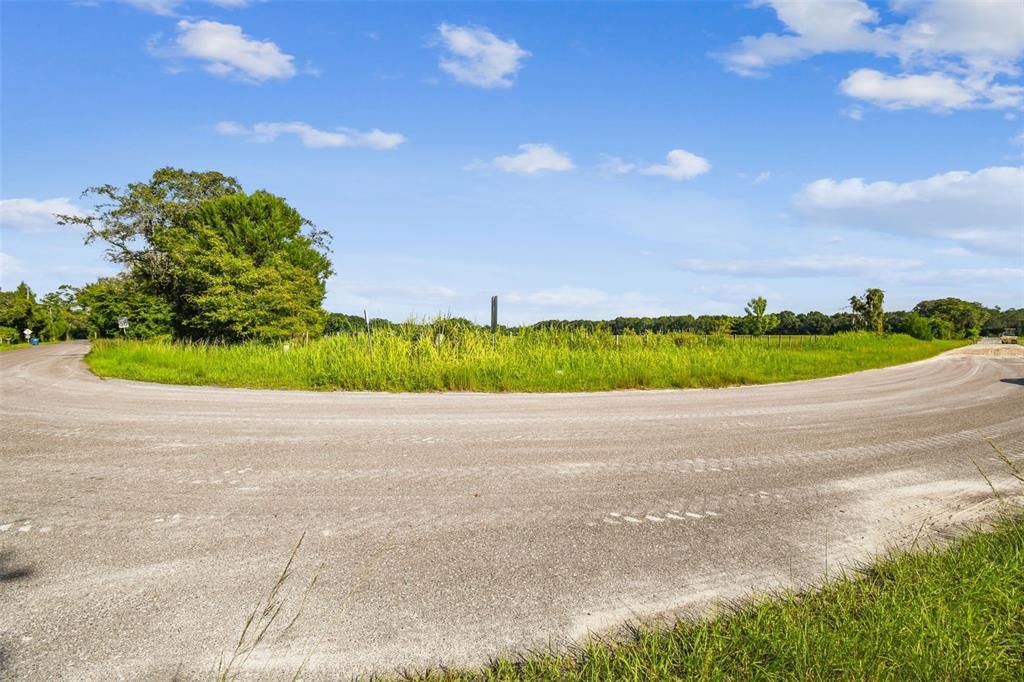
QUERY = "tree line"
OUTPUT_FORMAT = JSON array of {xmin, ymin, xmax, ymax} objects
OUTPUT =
[
  {"xmin": 530, "ymin": 296, "xmax": 1013, "ymax": 341},
  {"xmin": 1, "ymin": 167, "xmax": 1019, "ymax": 345}
]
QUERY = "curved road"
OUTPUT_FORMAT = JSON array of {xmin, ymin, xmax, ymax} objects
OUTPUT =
[{"xmin": 1, "ymin": 341, "xmax": 1023, "ymax": 680}]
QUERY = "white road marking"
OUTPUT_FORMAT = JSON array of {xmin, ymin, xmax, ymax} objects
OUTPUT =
[
  {"xmin": 18, "ymin": 525, "xmax": 31, "ymax": 532},
  {"xmin": 0, "ymin": 523, "xmax": 11, "ymax": 531},
  {"xmin": 645, "ymin": 515, "xmax": 664, "ymax": 522},
  {"xmin": 685, "ymin": 512, "xmax": 703, "ymax": 519},
  {"xmin": 623, "ymin": 516, "xmax": 642, "ymax": 524},
  {"xmin": 664, "ymin": 513, "xmax": 685, "ymax": 520}
]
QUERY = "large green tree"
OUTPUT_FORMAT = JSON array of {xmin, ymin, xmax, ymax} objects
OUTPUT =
[
  {"xmin": 56, "ymin": 168, "xmax": 245, "ymax": 289},
  {"xmin": 151, "ymin": 191, "xmax": 333, "ymax": 341},
  {"xmin": 60, "ymin": 168, "xmax": 333, "ymax": 342},
  {"xmin": 850, "ymin": 288, "xmax": 885, "ymax": 333},
  {"xmin": 742, "ymin": 297, "xmax": 779, "ymax": 336}
]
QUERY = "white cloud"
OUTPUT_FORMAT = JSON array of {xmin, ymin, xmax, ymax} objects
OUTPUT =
[
  {"xmin": 436, "ymin": 23, "xmax": 530, "ymax": 88},
  {"xmin": 346, "ymin": 282, "xmax": 457, "ymax": 301},
  {"xmin": 722, "ymin": 0, "xmax": 892, "ymax": 76},
  {"xmin": 723, "ymin": 0, "xmax": 1024, "ymax": 111},
  {"xmin": 898, "ymin": 267, "xmax": 1024, "ymax": 287},
  {"xmin": 840, "ymin": 68, "xmax": 1017, "ymax": 110},
  {"xmin": 483, "ymin": 143, "xmax": 574, "ymax": 174},
  {"xmin": 504, "ymin": 286, "xmax": 661, "ymax": 314},
  {"xmin": 1012, "ymin": 131, "xmax": 1024, "ymax": 145},
  {"xmin": 597, "ymin": 155, "xmax": 636, "ymax": 175},
  {"xmin": 215, "ymin": 121, "xmax": 405, "ymax": 149},
  {"xmin": 123, "ymin": 0, "xmax": 251, "ymax": 14},
  {"xmin": 754, "ymin": 171, "xmax": 772, "ymax": 184},
  {"xmin": 0, "ymin": 197, "xmax": 85, "ymax": 233},
  {"xmin": 794, "ymin": 166, "xmax": 1024, "ymax": 253},
  {"xmin": 934, "ymin": 247, "xmax": 970, "ymax": 257},
  {"xmin": 639, "ymin": 149, "xmax": 711, "ymax": 180},
  {"xmin": 678, "ymin": 255, "xmax": 922, "ymax": 278},
  {"xmin": 152, "ymin": 20, "xmax": 297, "ymax": 82},
  {"xmin": 505, "ymin": 286, "xmax": 615, "ymax": 308},
  {"xmin": 0, "ymin": 252, "xmax": 28, "ymax": 289},
  {"xmin": 123, "ymin": 0, "xmax": 181, "ymax": 14}
]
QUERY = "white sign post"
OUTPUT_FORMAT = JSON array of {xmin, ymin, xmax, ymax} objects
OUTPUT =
[
  {"xmin": 117, "ymin": 317, "xmax": 129, "ymax": 338},
  {"xmin": 23, "ymin": 328, "xmax": 32, "ymax": 340}
]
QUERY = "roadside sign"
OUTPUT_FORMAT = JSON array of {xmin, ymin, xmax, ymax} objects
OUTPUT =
[
  {"xmin": 117, "ymin": 317, "xmax": 130, "ymax": 330},
  {"xmin": 490, "ymin": 296, "xmax": 498, "ymax": 334},
  {"xmin": 23, "ymin": 328, "xmax": 32, "ymax": 338}
]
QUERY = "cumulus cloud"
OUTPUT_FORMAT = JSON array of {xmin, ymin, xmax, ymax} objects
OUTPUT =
[
  {"xmin": 597, "ymin": 155, "xmax": 636, "ymax": 176},
  {"xmin": 150, "ymin": 20, "xmax": 297, "ymax": 82},
  {"xmin": 215, "ymin": 121, "xmax": 405, "ymax": 149},
  {"xmin": 840, "ymin": 69, "xmax": 1018, "ymax": 111},
  {"xmin": 639, "ymin": 149, "xmax": 711, "ymax": 180},
  {"xmin": 504, "ymin": 286, "xmax": 661, "ymax": 314},
  {"xmin": 0, "ymin": 252, "xmax": 28, "ymax": 288},
  {"xmin": 678, "ymin": 255, "xmax": 922, "ymax": 278},
  {"xmin": 794, "ymin": 166, "xmax": 1024, "ymax": 253},
  {"xmin": 123, "ymin": 0, "xmax": 251, "ymax": 15},
  {"xmin": 722, "ymin": 0, "xmax": 1024, "ymax": 111},
  {"xmin": 475, "ymin": 143, "xmax": 573, "ymax": 174},
  {"xmin": 0, "ymin": 197, "xmax": 85, "ymax": 233},
  {"xmin": 436, "ymin": 23, "xmax": 530, "ymax": 88}
]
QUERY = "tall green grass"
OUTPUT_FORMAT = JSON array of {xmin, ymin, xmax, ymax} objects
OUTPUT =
[{"xmin": 85, "ymin": 328, "xmax": 968, "ymax": 392}]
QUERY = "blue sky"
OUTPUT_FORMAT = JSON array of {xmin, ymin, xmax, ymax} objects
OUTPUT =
[{"xmin": 2, "ymin": 0, "xmax": 1022, "ymax": 323}]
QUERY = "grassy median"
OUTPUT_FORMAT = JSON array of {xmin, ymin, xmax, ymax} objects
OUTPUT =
[
  {"xmin": 411, "ymin": 516, "xmax": 1024, "ymax": 681},
  {"xmin": 86, "ymin": 330, "xmax": 967, "ymax": 392}
]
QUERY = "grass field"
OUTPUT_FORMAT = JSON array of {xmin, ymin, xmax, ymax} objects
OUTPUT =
[
  {"xmin": 86, "ymin": 329, "xmax": 968, "ymax": 392},
  {"xmin": 404, "ymin": 515, "xmax": 1024, "ymax": 681}
]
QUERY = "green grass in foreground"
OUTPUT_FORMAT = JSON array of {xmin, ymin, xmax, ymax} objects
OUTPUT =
[
  {"xmin": 410, "ymin": 517, "xmax": 1024, "ymax": 681},
  {"xmin": 87, "ymin": 330, "xmax": 967, "ymax": 392}
]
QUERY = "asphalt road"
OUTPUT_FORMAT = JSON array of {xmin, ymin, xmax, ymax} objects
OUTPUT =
[{"xmin": 1, "ymin": 341, "xmax": 1022, "ymax": 680}]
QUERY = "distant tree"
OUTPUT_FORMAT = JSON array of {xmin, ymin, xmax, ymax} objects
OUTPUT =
[
  {"xmin": 150, "ymin": 191, "xmax": 333, "ymax": 341},
  {"xmin": 929, "ymin": 316, "xmax": 956, "ymax": 340},
  {"xmin": 775, "ymin": 310, "xmax": 799, "ymax": 334},
  {"xmin": 903, "ymin": 312, "xmax": 934, "ymax": 340},
  {"xmin": 830, "ymin": 311, "xmax": 857, "ymax": 333},
  {"xmin": 850, "ymin": 288, "xmax": 885, "ymax": 333},
  {"xmin": 325, "ymin": 313, "xmax": 366, "ymax": 335},
  {"xmin": 982, "ymin": 308, "xmax": 1023, "ymax": 336},
  {"xmin": 742, "ymin": 297, "xmax": 779, "ymax": 336},
  {"xmin": 913, "ymin": 298, "xmax": 989, "ymax": 339},
  {"xmin": 798, "ymin": 311, "xmax": 831, "ymax": 335},
  {"xmin": 77, "ymin": 276, "xmax": 173, "ymax": 338},
  {"xmin": 0, "ymin": 282, "xmax": 34, "ymax": 332}
]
